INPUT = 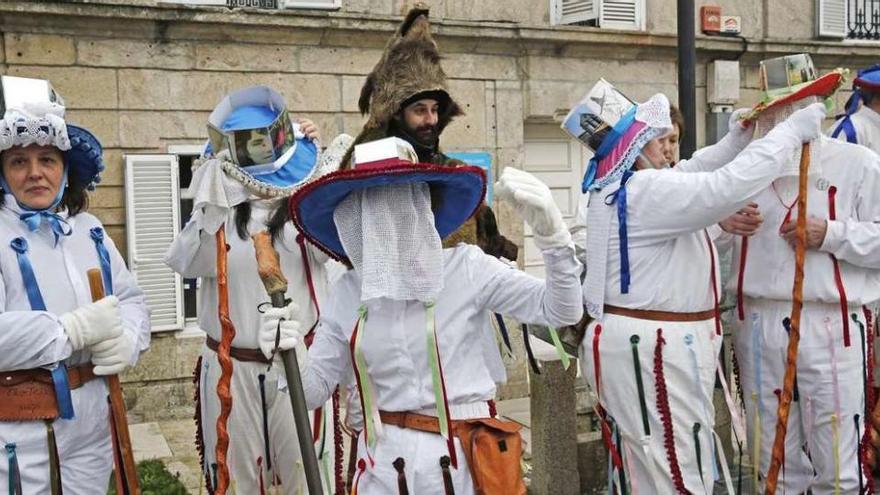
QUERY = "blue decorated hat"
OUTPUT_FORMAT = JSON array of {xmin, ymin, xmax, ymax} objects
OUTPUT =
[
  {"xmin": 289, "ymin": 137, "xmax": 486, "ymax": 262},
  {"xmin": 0, "ymin": 76, "xmax": 104, "ymax": 191},
  {"xmin": 202, "ymin": 85, "xmax": 320, "ymax": 198}
]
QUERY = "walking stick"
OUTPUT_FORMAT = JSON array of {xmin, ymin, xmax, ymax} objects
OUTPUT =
[
  {"xmin": 86, "ymin": 268, "xmax": 140, "ymax": 495},
  {"xmin": 764, "ymin": 142, "xmax": 811, "ymax": 494},
  {"xmin": 213, "ymin": 226, "xmax": 235, "ymax": 494},
  {"xmin": 252, "ymin": 231, "xmax": 324, "ymax": 494}
]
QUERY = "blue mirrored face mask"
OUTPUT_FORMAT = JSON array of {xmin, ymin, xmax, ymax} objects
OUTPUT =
[{"xmin": 207, "ymin": 108, "xmax": 296, "ymax": 168}]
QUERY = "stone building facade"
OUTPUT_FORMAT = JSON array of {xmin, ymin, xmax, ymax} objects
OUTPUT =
[{"xmin": 0, "ymin": 0, "xmax": 875, "ymax": 421}]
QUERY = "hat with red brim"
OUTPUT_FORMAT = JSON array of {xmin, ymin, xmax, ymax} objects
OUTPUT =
[
  {"xmin": 743, "ymin": 54, "xmax": 846, "ymax": 121},
  {"xmin": 289, "ymin": 158, "xmax": 486, "ymax": 262}
]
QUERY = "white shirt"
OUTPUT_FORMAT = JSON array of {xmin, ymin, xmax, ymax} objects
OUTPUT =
[
  {"xmin": 582, "ymin": 121, "xmax": 800, "ymax": 315},
  {"xmin": 165, "ymin": 201, "xmax": 333, "ymax": 349},
  {"xmin": 0, "ymin": 195, "xmax": 150, "ymax": 371},
  {"xmin": 727, "ymin": 136, "xmax": 880, "ymax": 305},
  {"xmin": 829, "ymin": 105, "xmax": 880, "ymax": 154},
  {"xmin": 301, "ymin": 243, "xmax": 583, "ymax": 411}
]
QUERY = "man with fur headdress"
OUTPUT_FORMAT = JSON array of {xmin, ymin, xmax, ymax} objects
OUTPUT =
[{"xmin": 345, "ymin": 4, "xmax": 516, "ymax": 261}]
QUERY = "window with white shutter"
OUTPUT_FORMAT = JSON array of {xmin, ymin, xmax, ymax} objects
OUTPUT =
[
  {"xmin": 551, "ymin": 0, "xmax": 644, "ymax": 30},
  {"xmin": 125, "ymin": 154, "xmax": 184, "ymax": 333},
  {"xmin": 817, "ymin": 0, "xmax": 848, "ymax": 38},
  {"xmin": 551, "ymin": 0, "xmax": 598, "ymax": 26}
]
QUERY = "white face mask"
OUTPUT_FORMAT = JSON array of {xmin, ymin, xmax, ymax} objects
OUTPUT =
[
  {"xmin": 334, "ymin": 182, "xmax": 444, "ymax": 303},
  {"xmin": 753, "ymin": 96, "xmax": 824, "ymax": 177}
]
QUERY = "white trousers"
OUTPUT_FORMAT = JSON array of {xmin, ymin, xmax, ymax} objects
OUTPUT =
[
  {"xmin": 0, "ymin": 379, "xmax": 113, "ymax": 494},
  {"xmin": 734, "ymin": 298, "xmax": 869, "ymax": 495},
  {"xmin": 351, "ymin": 402, "xmax": 491, "ymax": 495},
  {"xmin": 198, "ymin": 348, "xmax": 335, "ymax": 495},
  {"xmin": 580, "ymin": 314, "xmax": 723, "ymax": 494}
]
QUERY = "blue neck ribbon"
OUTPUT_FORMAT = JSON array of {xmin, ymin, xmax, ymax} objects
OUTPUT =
[
  {"xmin": 89, "ymin": 227, "xmax": 113, "ymax": 295},
  {"xmin": 582, "ymin": 107, "xmax": 638, "ymax": 193},
  {"xmin": 605, "ymin": 169, "xmax": 635, "ymax": 294}
]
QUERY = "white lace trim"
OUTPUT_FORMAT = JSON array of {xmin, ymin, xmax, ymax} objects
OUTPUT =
[
  {"xmin": 588, "ymin": 126, "xmax": 665, "ymax": 191},
  {"xmin": 0, "ymin": 104, "xmax": 71, "ymax": 152}
]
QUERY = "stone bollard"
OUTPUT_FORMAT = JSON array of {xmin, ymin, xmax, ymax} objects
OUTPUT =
[{"xmin": 528, "ymin": 335, "xmax": 580, "ymax": 495}]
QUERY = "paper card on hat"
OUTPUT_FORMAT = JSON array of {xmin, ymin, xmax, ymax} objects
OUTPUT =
[
  {"xmin": 561, "ymin": 78, "xmax": 635, "ymax": 151},
  {"xmin": 0, "ymin": 76, "xmax": 65, "ymax": 117},
  {"xmin": 353, "ymin": 137, "xmax": 419, "ymax": 166}
]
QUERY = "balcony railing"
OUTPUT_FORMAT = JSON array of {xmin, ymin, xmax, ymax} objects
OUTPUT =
[{"xmin": 848, "ymin": 0, "xmax": 880, "ymax": 39}]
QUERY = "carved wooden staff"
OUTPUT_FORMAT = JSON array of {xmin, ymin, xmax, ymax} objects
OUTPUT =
[
  {"xmin": 764, "ymin": 142, "xmax": 811, "ymax": 494},
  {"xmin": 86, "ymin": 268, "xmax": 140, "ymax": 495},
  {"xmin": 213, "ymin": 226, "xmax": 235, "ymax": 494},
  {"xmin": 252, "ymin": 231, "xmax": 324, "ymax": 494}
]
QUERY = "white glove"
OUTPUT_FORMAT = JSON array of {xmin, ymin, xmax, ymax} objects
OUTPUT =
[
  {"xmin": 60, "ymin": 296, "xmax": 123, "ymax": 351},
  {"xmin": 727, "ymin": 108, "xmax": 753, "ymax": 146},
  {"xmin": 90, "ymin": 332, "xmax": 136, "ymax": 376},
  {"xmin": 773, "ymin": 102, "xmax": 827, "ymax": 143},
  {"xmin": 495, "ymin": 167, "xmax": 571, "ymax": 249},
  {"xmin": 258, "ymin": 301, "xmax": 305, "ymax": 360}
]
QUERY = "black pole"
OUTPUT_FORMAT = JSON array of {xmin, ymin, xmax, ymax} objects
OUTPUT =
[{"xmin": 677, "ymin": 0, "xmax": 697, "ymax": 159}]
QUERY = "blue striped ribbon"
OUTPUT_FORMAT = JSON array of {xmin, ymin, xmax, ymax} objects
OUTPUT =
[
  {"xmin": 9, "ymin": 238, "xmax": 47, "ymax": 311},
  {"xmin": 89, "ymin": 227, "xmax": 113, "ymax": 295},
  {"xmin": 605, "ymin": 170, "xmax": 635, "ymax": 294},
  {"xmin": 5, "ymin": 443, "xmax": 21, "ymax": 495}
]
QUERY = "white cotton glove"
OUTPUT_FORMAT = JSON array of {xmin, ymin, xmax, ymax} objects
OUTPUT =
[
  {"xmin": 258, "ymin": 301, "xmax": 305, "ymax": 360},
  {"xmin": 495, "ymin": 167, "xmax": 571, "ymax": 250},
  {"xmin": 772, "ymin": 102, "xmax": 828, "ymax": 143},
  {"xmin": 90, "ymin": 332, "xmax": 136, "ymax": 376},
  {"xmin": 60, "ymin": 296, "xmax": 124, "ymax": 351},
  {"xmin": 727, "ymin": 108, "xmax": 754, "ymax": 146}
]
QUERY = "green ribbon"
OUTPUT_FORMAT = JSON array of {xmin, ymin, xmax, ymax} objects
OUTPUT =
[
  {"xmin": 547, "ymin": 327, "xmax": 571, "ymax": 370},
  {"xmin": 425, "ymin": 301, "xmax": 452, "ymax": 442},
  {"xmin": 352, "ymin": 305, "xmax": 381, "ymax": 451}
]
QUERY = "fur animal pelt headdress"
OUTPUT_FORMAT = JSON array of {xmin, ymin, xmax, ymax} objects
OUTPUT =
[{"xmin": 343, "ymin": 5, "xmax": 463, "ymax": 166}]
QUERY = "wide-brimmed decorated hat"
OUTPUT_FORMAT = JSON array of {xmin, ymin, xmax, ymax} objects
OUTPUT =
[
  {"xmin": 201, "ymin": 85, "xmax": 319, "ymax": 198},
  {"xmin": 0, "ymin": 76, "xmax": 104, "ymax": 192},
  {"xmin": 289, "ymin": 137, "xmax": 485, "ymax": 262},
  {"xmin": 743, "ymin": 53, "xmax": 845, "ymax": 121},
  {"xmin": 562, "ymin": 79, "xmax": 672, "ymax": 192}
]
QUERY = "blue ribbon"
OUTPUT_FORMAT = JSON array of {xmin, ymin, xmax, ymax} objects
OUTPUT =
[
  {"xmin": 831, "ymin": 116, "xmax": 858, "ymax": 144},
  {"xmin": 50, "ymin": 363, "xmax": 75, "ymax": 420},
  {"xmin": 494, "ymin": 313, "xmax": 513, "ymax": 352},
  {"xmin": 582, "ymin": 107, "xmax": 638, "ymax": 193},
  {"xmin": 9, "ymin": 237, "xmax": 47, "ymax": 311},
  {"xmin": 19, "ymin": 211, "xmax": 72, "ymax": 247},
  {"xmin": 605, "ymin": 170, "xmax": 635, "ymax": 294},
  {"xmin": 89, "ymin": 227, "xmax": 113, "ymax": 295},
  {"xmin": 5, "ymin": 443, "xmax": 21, "ymax": 495}
]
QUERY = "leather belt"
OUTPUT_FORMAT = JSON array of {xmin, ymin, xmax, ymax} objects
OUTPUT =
[
  {"xmin": 604, "ymin": 305, "xmax": 715, "ymax": 322},
  {"xmin": 206, "ymin": 335, "xmax": 271, "ymax": 364},
  {"xmin": 380, "ymin": 410, "xmax": 457, "ymax": 434},
  {"xmin": 0, "ymin": 364, "xmax": 99, "ymax": 421}
]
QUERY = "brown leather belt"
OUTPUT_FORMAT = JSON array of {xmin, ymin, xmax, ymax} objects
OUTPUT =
[
  {"xmin": 604, "ymin": 305, "xmax": 716, "ymax": 322},
  {"xmin": 0, "ymin": 364, "xmax": 99, "ymax": 421},
  {"xmin": 206, "ymin": 335, "xmax": 271, "ymax": 364},
  {"xmin": 380, "ymin": 410, "xmax": 460, "ymax": 434}
]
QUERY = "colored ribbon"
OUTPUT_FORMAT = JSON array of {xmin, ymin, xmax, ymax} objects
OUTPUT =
[
  {"xmin": 750, "ymin": 312, "xmax": 763, "ymax": 495},
  {"xmin": 685, "ymin": 334, "xmax": 719, "ymax": 484},
  {"xmin": 855, "ymin": 414, "xmax": 864, "ymax": 493},
  {"xmin": 51, "ymin": 363, "xmax": 75, "ymax": 420},
  {"xmin": 296, "ymin": 234, "xmax": 321, "ymax": 337},
  {"xmin": 5, "ymin": 443, "xmax": 21, "ymax": 495},
  {"xmin": 653, "ymin": 329, "xmax": 688, "ymax": 494},
  {"xmin": 582, "ymin": 107, "xmax": 638, "ymax": 193},
  {"xmin": 613, "ymin": 425, "xmax": 628, "ymax": 494},
  {"xmin": 9, "ymin": 237, "xmax": 47, "ymax": 311},
  {"xmin": 704, "ymin": 232, "xmax": 722, "ymax": 336},
  {"xmin": 605, "ymin": 170, "xmax": 635, "ymax": 294},
  {"xmin": 349, "ymin": 305, "xmax": 381, "ymax": 462},
  {"xmin": 630, "ymin": 335, "xmax": 651, "ymax": 437},
  {"xmin": 393, "ymin": 457, "xmax": 409, "ymax": 495},
  {"xmin": 258, "ymin": 374, "xmax": 272, "ymax": 472},
  {"xmin": 824, "ymin": 317, "xmax": 843, "ymax": 494},
  {"xmin": 736, "ymin": 237, "xmax": 748, "ymax": 321},
  {"xmin": 592, "ymin": 325, "xmax": 624, "ymax": 470},
  {"xmin": 521, "ymin": 323, "xmax": 541, "ymax": 375},
  {"xmin": 493, "ymin": 313, "xmax": 513, "ymax": 353},
  {"xmin": 19, "ymin": 211, "xmax": 72, "ymax": 247},
  {"xmin": 547, "ymin": 327, "xmax": 571, "ymax": 370},
  {"xmin": 827, "ymin": 187, "xmax": 851, "ymax": 347},
  {"xmin": 89, "ymin": 227, "xmax": 113, "ymax": 295},
  {"xmin": 425, "ymin": 301, "xmax": 457, "ymax": 468},
  {"xmin": 45, "ymin": 420, "xmax": 61, "ymax": 495}
]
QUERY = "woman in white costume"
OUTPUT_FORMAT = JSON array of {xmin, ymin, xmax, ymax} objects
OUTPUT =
[
  {"xmin": 0, "ymin": 76, "xmax": 150, "ymax": 493},
  {"xmin": 164, "ymin": 85, "xmax": 351, "ymax": 494}
]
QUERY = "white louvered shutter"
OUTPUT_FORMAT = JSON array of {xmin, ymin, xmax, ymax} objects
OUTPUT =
[
  {"xmin": 125, "ymin": 154, "xmax": 184, "ymax": 332},
  {"xmin": 282, "ymin": 0, "xmax": 341, "ymax": 9},
  {"xmin": 599, "ymin": 0, "xmax": 645, "ymax": 30},
  {"xmin": 817, "ymin": 0, "xmax": 848, "ymax": 38},
  {"xmin": 552, "ymin": 0, "xmax": 598, "ymax": 25}
]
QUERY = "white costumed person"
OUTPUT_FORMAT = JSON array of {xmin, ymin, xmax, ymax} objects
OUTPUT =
[
  {"xmin": 829, "ymin": 63, "xmax": 880, "ymax": 153},
  {"xmin": 164, "ymin": 85, "xmax": 352, "ymax": 494},
  {"xmin": 569, "ymin": 78, "xmax": 828, "ymax": 493},
  {"xmin": 276, "ymin": 136, "xmax": 583, "ymax": 494},
  {"xmin": 728, "ymin": 53, "xmax": 880, "ymax": 494},
  {"xmin": 0, "ymin": 76, "xmax": 150, "ymax": 493}
]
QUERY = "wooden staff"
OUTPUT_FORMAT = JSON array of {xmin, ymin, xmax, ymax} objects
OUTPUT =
[
  {"xmin": 213, "ymin": 226, "xmax": 235, "ymax": 494},
  {"xmin": 764, "ymin": 142, "xmax": 811, "ymax": 494},
  {"xmin": 86, "ymin": 269, "xmax": 140, "ymax": 495},
  {"xmin": 251, "ymin": 231, "xmax": 324, "ymax": 494}
]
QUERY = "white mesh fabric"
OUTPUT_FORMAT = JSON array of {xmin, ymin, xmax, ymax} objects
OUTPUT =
[
  {"xmin": 0, "ymin": 102, "xmax": 71, "ymax": 152},
  {"xmin": 635, "ymin": 93, "xmax": 673, "ymax": 133},
  {"xmin": 334, "ymin": 182, "xmax": 443, "ymax": 303},
  {"xmin": 753, "ymin": 96, "xmax": 823, "ymax": 177}
]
